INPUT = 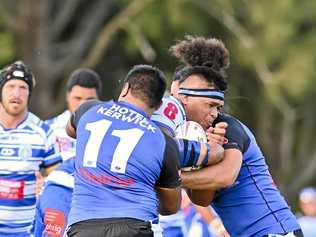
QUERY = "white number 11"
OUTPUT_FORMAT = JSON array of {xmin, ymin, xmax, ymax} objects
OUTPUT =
[{"xmin": 83, "ymin": 119, "xmax": 144, "ymax": 174}]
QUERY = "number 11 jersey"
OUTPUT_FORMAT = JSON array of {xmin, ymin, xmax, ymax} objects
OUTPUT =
[{"xmin": 68, "ymin": 100, "xmax": 181, "ymax": 226}]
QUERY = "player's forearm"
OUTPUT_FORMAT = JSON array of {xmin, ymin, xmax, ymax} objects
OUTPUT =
[
  {"xmin": 181, "ymin": 165, "xmax": 227, "ymax": 190},
  {"xmin": 186, "ymin": 188, "xmax": 215, "ymax": 206},
  {"xmin": 181, "ymin": 149, "xmax": 242, "ymax": 190},
  {"xmin": 207, "ymin": 142, "xmax": 224, "ymax": 165}
]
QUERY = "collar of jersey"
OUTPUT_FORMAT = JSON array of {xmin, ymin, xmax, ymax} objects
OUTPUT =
[{"xmin": 116, "ymin": 100, "xmax": 149, "ymax": 118}]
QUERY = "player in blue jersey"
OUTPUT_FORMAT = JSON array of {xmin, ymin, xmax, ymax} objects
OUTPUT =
[
  {"xmin": 174, "ymin": 36, "xmax": 303, "ymax": 236},
  {"xmin": 65, "ymin": 64, "xmax": 181, "ymax": 237},
  {"xmin": 34, "ymin": 68, "xmax": 102, "ymax": 237},
  {"xmin": 0, "ymin": 61, "xmax": 62, "ymax": 236},
  {"xmin": 154, "ymin": 39, "xmax": 230, "ymax": 237},
  {"xmin": 34, "ymin": 157, "xmax": 75, "ymax": 237},
  {"xmin": 45, "ymin": 68, "xmax": 102, "ymax": 161}
]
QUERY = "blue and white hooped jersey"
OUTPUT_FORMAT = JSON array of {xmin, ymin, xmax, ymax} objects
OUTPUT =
[
  {"xmin": 45, "ymin": 156, "xmax": 75, "ymax": 189},
  {"xmin": 45, "ymin": 110, "xmax": 76, "ymax": 161},
  {"xmin": 68, "ymin": 100, "xmax": 180, "ymax": 226},
  {"xmin": 151, "ymin": 96, "xmax": 186, "ymax": 136},
  {"xmin": 0, "ymin": 112, "xmax": 62, "ymax": 235}
]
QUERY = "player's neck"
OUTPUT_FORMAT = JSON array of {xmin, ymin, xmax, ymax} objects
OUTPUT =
[{"xmin": 118, "ymin": 96, "xmax": 154, "ymax": 117}]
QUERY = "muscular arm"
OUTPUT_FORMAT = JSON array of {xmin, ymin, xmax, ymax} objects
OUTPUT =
[
  {"xmin": 156, "ymin": 187, "xmax": 181, "ymax": 215},
  {"xmin": 181, "ymin": 148, "xmax": 242, "ymax": 190},
  {"xmin": 155, "ymin": 132, "xmax": 182, "ymax": 215},
  {"xmin": 185, "ymin": 188, "xmax": 215, "ymax": 206},
  {"xmin": 182, "ymin": 114, "xmax": 248, "ymax": 190}
]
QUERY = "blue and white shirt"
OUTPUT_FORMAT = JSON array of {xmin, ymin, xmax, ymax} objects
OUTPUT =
[
  {"xmin": 45, "ymin": 110, "xmax": 75, "ymax": 161},
  {"xmin": 151, "ymin": 96, "xmax": 188, "ymax": 234},
  {"xmin": 151, "ymin": 96, "xmax": 186, "ymax": 136},
  {"xmin": 0, "ymin": 112, "xmax": 62, "ymax": 235}
]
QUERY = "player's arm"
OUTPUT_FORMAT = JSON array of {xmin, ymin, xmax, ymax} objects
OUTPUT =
[
  {"xmin": 66, "ymin": 99, "xmax": 102, "ymax": 138},
  {"xmin": 185, "ymin": 188, "xmax": 215, "ymax": 206},
  {"xmin": 181, "ymin": 118, "xmax": 247, "ymax": 190},
  {"xmin": 182, "ymin": 148, "xmax": 242, "ymax": 190},
  {"xmin": 43, "ymin": 163, "xmax": 59, "ymax": 176},
  {"xmin": 178, "ymin": 140, "xmax": 224, "ymax": 168},
  {"xmin": 194, "ymin": 206, "xmax": 230, "ymax": 237},
  {"xmin": 155, "ymin": 133, "xmax": 182, "ymax": 215},
  {"xmin": 177, "ymin": 122, "xmax": 227, "ymax": 169}
]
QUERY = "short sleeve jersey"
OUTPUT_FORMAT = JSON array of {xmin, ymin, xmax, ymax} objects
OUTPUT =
[
  {"xmin": 211, "ymin": 113, "xmax": 300, "ymax": 236},
  {"xmin": 151, "ymin": 96, "xmax": 186, "ymax": 136},
  {"xmin": 68, "ymin": 100, "xmax": 181, "ymax": 225},
  {"xmin": 45, "ymin": 110, "xmax": 75, "ymax": 161},
  {"xmin": 0, "ymin": 112, "xmax": 61, "ymax": 235}
]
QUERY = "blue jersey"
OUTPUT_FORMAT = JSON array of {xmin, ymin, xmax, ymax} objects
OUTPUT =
[
  {"xmin": 68, "ymin": 100, "xmax": 181, "ymax": 226},
  {"xmin": 34, "ymin": 158, "xmax": 74, "ymax": 237},
  {"xmin": 0, "ymin": 112, "xmax": 61, "ymax": 236},
  {"xmin": 211, "ymin": 113, "xmax": 300, "ymax": 236}
]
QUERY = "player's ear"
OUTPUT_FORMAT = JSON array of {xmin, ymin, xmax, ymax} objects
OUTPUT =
[{"xmin": 120, "ymin": 83, "xmax": 130, "ymax": 98}]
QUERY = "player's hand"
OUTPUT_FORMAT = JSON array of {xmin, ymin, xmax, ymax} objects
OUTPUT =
[
  {"xmin": 206, "ymin": 122, "xmax": 228, "ymax": 145},
  {"xmin": 35, "ymin": 171, "xmax": 44, "ymax": 198}
]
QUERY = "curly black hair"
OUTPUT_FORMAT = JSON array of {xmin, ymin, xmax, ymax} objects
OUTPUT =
[{"xmin": 170, "ymin": 35, "xmax": 230, "ymax": 91}]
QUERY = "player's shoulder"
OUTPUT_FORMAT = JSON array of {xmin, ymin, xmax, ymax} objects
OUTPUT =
[
  {"xmin": 18, "ymin": 113, "xmax": 54, "ymax": 140},
  {"xmin": 45, "ymin": 110, "xmax": 71, "ymax": 128},
  {"xmin": 151, "ymin": 96, "xmax": 186, "ymax": 135},
  {"xmin": 26, "ymin": 112, "xmax": 50, "ymax": 132}
]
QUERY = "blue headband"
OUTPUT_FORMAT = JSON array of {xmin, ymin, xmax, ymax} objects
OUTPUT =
[{"xmin": 178, "ymin": 88, "xmax": 224, "ymax": 100}]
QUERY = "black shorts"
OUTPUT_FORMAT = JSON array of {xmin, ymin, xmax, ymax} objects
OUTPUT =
[
  {"xmin": 67, "ymin": 218, "xmax": 154, "ymax": 237},
  {"xmin": 262, "ymin": 229, "xmax": 304, "ymax": 237}
]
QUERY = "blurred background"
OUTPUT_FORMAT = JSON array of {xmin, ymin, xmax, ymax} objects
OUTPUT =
[{"xmin": 1, "ymin": 0, "xmax": 316, "ymax": 209}]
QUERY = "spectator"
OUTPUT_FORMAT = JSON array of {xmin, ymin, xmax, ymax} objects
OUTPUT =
[{"xmin": 297, "ymin": 187, "xmax": 316, "ymax": 237}]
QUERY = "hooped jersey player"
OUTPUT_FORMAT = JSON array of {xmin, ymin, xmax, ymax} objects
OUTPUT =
[
  {"xmin": 45, "ymin": 110, "xmax": 75, "ymax": 161},
  {"xmin": 68, "ymin": 100, "xmax": 181, "ymax": 226},
  {"xmin": 152, "ymin": 96, "xmax": 208, "ymax": 236},
  {"xmin": 152, "ymin": 96, "xmax": 210, "ymax": 169},
  {"xmin": 151, "ymin": 95, "xmax": 186, "ymax": 136},
  {"xmin": 34, "ymin": 157, "xmax": 74, "ymax": 237},
  {"xmin": 0, "ymin": 112, "xmax": 62, "ymax": 236}
]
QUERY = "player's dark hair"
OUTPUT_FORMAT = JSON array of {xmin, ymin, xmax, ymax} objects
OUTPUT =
[
  {"xmin": 170, "ymin": 35, "xmax": 229, "ymax": 91},
  {"xmin": 66, "ymin": 68, "xmax": 102, "ymax": 98},
  {"xmin": 124, "ymin": 65, "xmax": 166, "ymax": 108}
]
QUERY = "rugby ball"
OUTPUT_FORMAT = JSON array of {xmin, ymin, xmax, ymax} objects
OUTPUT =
[
  {"xmin": 175, "ymin": 121, "xmax": 207, "ymax": 171},
  {"xmin": 175, "ymin": 121, "xmax": 207, "ymax": 143}
]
